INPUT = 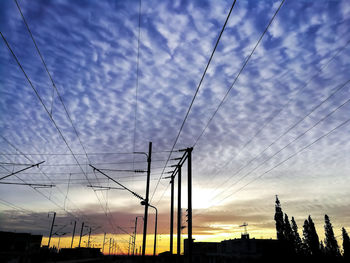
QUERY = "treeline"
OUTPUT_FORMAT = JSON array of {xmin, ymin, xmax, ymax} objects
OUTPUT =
[{"xmin": 274, "ymin": 196, "xmax": 349, "ymax": 262}]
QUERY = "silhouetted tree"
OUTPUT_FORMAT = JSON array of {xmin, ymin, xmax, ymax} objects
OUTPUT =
[
  {"xmin": 324, "ymin": 214, "xmax": 340, "ymax": 257},
  {"xmin": 303, "ymin": 215, "xmax": 320, "ymax": 256},
  {"xmin": 291, "ymin": 216, "xmax": 303, "ymax": 254},
  {"xmin": 320, "ymin": 241, "xmax": 326, "ymax": 255},
  {"xmin": 274, "ymin": 195, "xmax": 285, "ymax": 241},
  {"xmin": 303, "ymin": 219, "xmax": 310, "ymax": 255},
  {"xmin": 343, "ymin": 227, "xmax": 350, "ymax": 259},
  {"xmin": 284, "ymin": 214, "xmax": 293, "ymax": 242}
]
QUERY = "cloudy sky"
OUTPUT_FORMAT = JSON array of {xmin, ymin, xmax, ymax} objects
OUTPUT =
[{"xmin": 0, "ymin": 0, "xmax": 350, "ymax": 255}]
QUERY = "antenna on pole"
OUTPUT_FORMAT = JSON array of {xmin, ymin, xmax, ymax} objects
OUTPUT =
[{"xmin": 239, "ymin": 222, "xmax": 249, "ymax": 239}]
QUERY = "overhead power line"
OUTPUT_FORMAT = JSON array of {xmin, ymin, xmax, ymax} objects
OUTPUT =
[
  {"xmin": 2, "ymin": 178, "xmax": 159, "ymax": 186},
  {"xmin": 217, "ymin": 116, "xmax": 350, "ymax": 205},
  {"xmin": 153, "ymin": 0, "xmax": 286, "ymax": 206},
  {"xmin": 193, "ymin": 0, "xmax": 286, "ymax": 147},
  {"xmin": 194, "ymin": 115, "xmax": 350, "ymax": 218},
  {"xmin": 133, "ymin": 0, "xmax": 142, "ymax": 164},
  {"xmin": 0, "ymin": 162, "xmax": 32, "ymax": 166},
  {"xmin": 0, "ymin": 151, "xmax": 169, "ymax": 156},
  {"xmin": 6, "ymin": 0, "xmax": 136, "ymax": 236},
  {"xmin": 150, "ymin": 0, "xmax": 238, "ymax": 202},
  {"xmin": 0, "ymin": 31, "xmax": 90, "ymax": 186},
  {"xmin": 0, "ymin": 161, "xmax": 44, "ymax": 181},
  {"xmin": 0, "ymin": 136, "xmax": 88, "ymax": 220},
  {"xmin": 207, "ymin": 79, "xmax": 349, "ymax": 198},
  {"xmin": 0, "ymin": 30, "xmax": 110, "ymax": 214},
  {"xmin": 0, "ymin": 164, "xmax": 80, "ymax": 220},
  {"xmin": 0, "ymin": 159, "xmax": 166, "ymax": 166},
  {"xmin": 0, "ymin": 197, "xmax": 45, "ymax": 219},
  {"xmin": 0, "ymin": 182, "xmax": 54, "ymax": 187},
  {"xmin": 0, "ymin": 31, "xmax": 126, "ymax": 236},
  {"xmin": 90, "ymin": 165, "xmax": 144, "ymax": 200},
  {"xmin": 13, "ymin": 0, "xmax": 108, "ymax": 210},
  {"xmin": 202, "ymin": 38, "xmax": 350, "ymax": 186},
  {"xmin": 208, "ymin": 91, "xmax": 350, "ymax": 205},
  {"xmin": 13, "ymin": 0, "xmax": 92, "ymax": 165}
]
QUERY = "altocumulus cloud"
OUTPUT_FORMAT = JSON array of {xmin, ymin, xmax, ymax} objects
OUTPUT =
[{"xmin": 0, "ymin": 0, "xmax": 350, "ymax": 247}]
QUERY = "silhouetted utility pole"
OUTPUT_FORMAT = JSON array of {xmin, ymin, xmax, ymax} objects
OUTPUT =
[
  {"xmin": 177, "ymin": 165, "xmax": 182, "ymax": 256},
  {"xmin": 71, "ymin": 221, "xmax": 76, "ymax": 248},
  {"xmin": 109, "ymin": 238, "xmax": 112, "ymax": 255},
  {"xmin": 102, "ymin": 232, "xmax": 106, "ymax": 254},
  {"xmin": 133, "ymin": 216, "xmax": 143, "ymax": 255},
  {"xmin": 166, "ymin": 152, "xmax": 188, "ymax": 255},
  {"xmin": 78, "ymin": 222, "xmax": 84, "ymax": 248},
  {"xmin": 187, "ymin": 147, "xmax": 193, "ymax": 263},
  {"xmin": 141, "ymin": 142, "xmax": 152, "ymax": 258},
  {"xmin": 170, "ymin": 174, "xmax": 174, "ymax": 254},
  {"xmin": 47, "ymin": 211, "xmax": 56, "ymax": 248},
  {"xmin": 87, "ymin": 227, "xmax": 92, "ymax": 248}
]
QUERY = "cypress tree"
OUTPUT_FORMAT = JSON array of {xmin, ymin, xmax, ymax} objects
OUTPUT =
[
  {"xmin": 324, "ymin": 214, "xmax": 340, "ymax": 257},
  {"xmin": 303, "ymin": 216, "xmax": 320, "ymax": 256},
  {"xmin": 320, "ymin": 241, "xmax": 326, "ymax": 255},
  {"xmin": 303, "ymin": 219, "xmax": 311, "ymax": 255},
  {"xmin": 284, "ymin": 214, "xmax": 296, "ymax": 254},
  {"xmin": 284, "ymin": 214, "xmax": 293, "ymax": 240},
  {"xmin": 274, "ymin": 195, "xmax": 285, "ymax": 241},
  {"xmin": 343, "ymin": 227, "xmax": 350, "ymax": 259},
  {"xmin": 291, "ymin": 216, "xmax": 303, "ymax": 254}
]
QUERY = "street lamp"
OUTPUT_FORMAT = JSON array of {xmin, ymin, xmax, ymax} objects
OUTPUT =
[
  {"xmin": 56, "ymin": 232, "xmax": 67, "ymax": 250},
  {"xmin": 133, "ymin": 216, "xmax": 144, "ymax": 256},
  {"xmin": 141, "ymin": 200, "xmax": 158, "ymax": 256},
  {"xmin": 134, "ymin": 141, "xmax": 152, "ymax": 258},
  {"xmin": 47, "ymin": 211, "xmax": 56, "ymax": 248}
]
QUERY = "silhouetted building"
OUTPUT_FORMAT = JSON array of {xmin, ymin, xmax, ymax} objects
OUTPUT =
[
  {"xmin": 185, "ymin": 234, "xmax": 290, "ymax": 263},
  {"xmin": 0, "ymin": 231, "xmax": 42, "ymax": 263}
]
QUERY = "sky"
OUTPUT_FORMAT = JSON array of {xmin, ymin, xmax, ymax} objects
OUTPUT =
[{"xmin": 0, "ymin": 0, "xmax": 350, "ymax": 255}]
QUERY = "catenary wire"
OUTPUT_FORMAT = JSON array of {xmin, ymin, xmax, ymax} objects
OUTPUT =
[
  {"xmin": 133, "ymin": 0, "xmax": 142, "ymax": 169},
  {"xmin": 193, "ymin": 0, "xmax": 286, "ymax": 147},
  {"xmin": 0, "ymin": 33, "xmax": 131, "ymax": 238},
  {"xmin": 207, "ymin": 91, "xmax": 350, "ymax": 206},
  {"xmin": 194, "ymin": 115, "xmax": 350, "ymax": 218},
  {"xmin": 206, "ymin": 79, "xmax": 349, "ymax": 198},
  {"xmin": 150, "ymin": 0, "xmax": 238, "ymax": 203},
  {"xmin": 199, "ymin": 38, "xmax": 350, "ymax": 187},
  {"xmin": 216, "ymin": 116, "xmax": 350, "ymax": 207},
  {"xmin": 154, "ymin": 0, "xmax": 286, "ymax": 206},
  {"xmin": 0, "ymin": 31, "xmax": 115, "ymax": 219}
]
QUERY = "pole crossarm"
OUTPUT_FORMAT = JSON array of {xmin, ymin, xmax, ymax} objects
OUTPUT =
[
  {"xmin": 0, "ymin": 161, "xmax": 45, "ymax": 181},
  {"xmin": 87, "ymin": 185, "xmax": 125, "ymax": 191},
  {"xmin": 98, "ymin": 168, "xmax": 146, "ymax": 173},
  {"xmin": 53, "ymin": 224, "xmax": 68, "ymax": 236},
  {"xmin": 164, "ymin": 151, "xmax": 188, "ymax": 181},
  {"xmin": 187, "ymin": 147, "xmax": 193, "ymax": 263},
  {"xmin": 89, "ymin": 164, "xmax": 144, "ymax": 200},
  {"xmin": 0, "ymin": 182, "xmax": 54, "ymax": 187}
]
